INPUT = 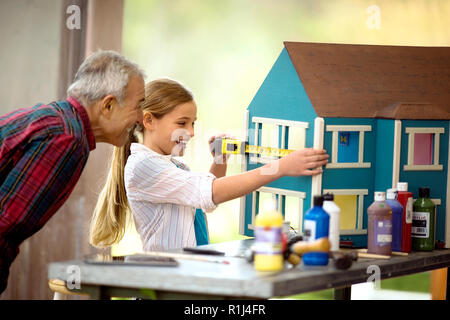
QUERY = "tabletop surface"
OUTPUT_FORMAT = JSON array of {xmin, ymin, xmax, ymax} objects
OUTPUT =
[{"xmin": 48, "ymin": 239, "xmax": 450, "ymax": 299}]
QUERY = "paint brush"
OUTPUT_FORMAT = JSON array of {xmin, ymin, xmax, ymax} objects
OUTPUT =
[{"xmin": 140, "ymin": 251, "xmax": 230, "ymax": 265}]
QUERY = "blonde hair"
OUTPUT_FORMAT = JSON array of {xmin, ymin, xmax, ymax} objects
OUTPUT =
[{"xmin": 89, "ymin": 79, "xmax": 194, "ymax": 248}]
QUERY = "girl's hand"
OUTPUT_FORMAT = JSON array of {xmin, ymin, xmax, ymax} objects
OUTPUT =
[
  {"xmin": 275, "ymin": 148, "xmax": 329, "ymax": 177},
  {"xmin": 208, "ymin": 133, "xmax": 235, "ymax": 165}
]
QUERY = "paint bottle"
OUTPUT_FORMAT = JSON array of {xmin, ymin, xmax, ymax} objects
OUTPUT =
[
  {"xmin": 412, "ymin": 187, "xmax": 436, "ymax": 251},
  {"xmin": 322, "ymin": 193, "xmax": 340, "ymax": 252},
  {"xmin": 386, "ymin": 188, "xmax": 403, "ymax": 252},
  {"xmin": 397, "ymin": 182, "xmax": 413, "ymax": 253},
  {"xmin": 254, "ymin": 210, "xmax": 284, "ymax": 271},
  {"xmin": 303, "ymin": 195, "xmax": 330, "ymax": 266},
  {"xmin": 367, "ymin": 192, "xmax": 392, "ymax": 256}
]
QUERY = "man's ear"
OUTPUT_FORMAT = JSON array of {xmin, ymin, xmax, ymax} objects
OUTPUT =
[
  {"xmin": 142, "ymin": 112, "xmax": 154, "ymax": 130},
  {"xmin": 99, "ymin": 95, "xmax": 117, "ymax": 119}
]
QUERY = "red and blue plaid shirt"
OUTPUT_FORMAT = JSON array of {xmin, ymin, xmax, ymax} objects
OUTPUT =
[{"xmin": 0, "ymin": 97, "xmax": 95, "ymax": 293}]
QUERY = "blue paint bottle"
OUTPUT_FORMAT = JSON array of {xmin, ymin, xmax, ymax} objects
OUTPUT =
[
  {"xmin": 303, "ymin": 195, "xmax": 330, "ymax": 266},
  {"xmin": 386, "ymin": 188, "xmax": 403, "ymax": 252}
]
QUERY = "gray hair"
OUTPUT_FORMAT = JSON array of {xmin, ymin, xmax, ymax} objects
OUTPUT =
[{"xmin": 67, "ymin": 50, "xmax": 145, "ymax": 106}]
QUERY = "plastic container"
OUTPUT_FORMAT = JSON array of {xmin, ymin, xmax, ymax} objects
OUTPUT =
[
  {"xmin": 254, "ymin": 210, "xmax": 284, "ymax": 271},
  {"xmin": 397, "ymin": 182, "xmax": 413, "ymax": 253},
  {"xmin": 386, "ymin": 188, "xmax": 404, "ymax": 252},
  {"xmin": 367, "ymin": 192, "xmax": 393, "ymax": 256},
  {"xmin": 412, "ymin": 187, "xmax": 436, "ymax": 251},
  {"xmin": 303, "ymin": 195, "xmax": 330, "ymax": 266},
  {"xmin": 322, "ymin": 193, "xmax": 340, "ymax": 252}
]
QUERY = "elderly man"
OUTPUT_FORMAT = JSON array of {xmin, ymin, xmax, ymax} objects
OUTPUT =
[{"xmin": 0, "ymin": 50, "xmax": 145, "ymax": 294}]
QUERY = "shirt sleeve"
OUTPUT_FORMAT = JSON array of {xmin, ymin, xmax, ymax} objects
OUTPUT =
[
  {"xmin": 125, "ymin": 155, "xmax": 218, "ymax": 213},
  {"xmin": 0, "ymin": 134, "xmax": 86, "ymax": 239}
]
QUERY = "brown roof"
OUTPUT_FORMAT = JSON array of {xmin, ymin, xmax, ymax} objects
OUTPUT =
[{"xmin": 284, "ymin": 41, "xmax": 450, "ymax": 120}]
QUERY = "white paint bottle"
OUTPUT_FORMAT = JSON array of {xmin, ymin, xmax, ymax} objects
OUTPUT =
[{"xmin": 323, "ymin": 193, "xmax": 341, "ymax": 251}]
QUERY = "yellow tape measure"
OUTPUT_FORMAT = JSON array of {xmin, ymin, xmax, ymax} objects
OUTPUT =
[{"xmin": 216, "ymin": 138, "xmax": 294, "ymax": 157}]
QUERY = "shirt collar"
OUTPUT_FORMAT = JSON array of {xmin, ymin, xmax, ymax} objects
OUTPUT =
[
  {"xmin": 130, "ymin": 142, "xmax": 173, "ymax": 160},
  {"xmin": 67, "ymin": 96, "xmax": 96, "ymax": 151}
]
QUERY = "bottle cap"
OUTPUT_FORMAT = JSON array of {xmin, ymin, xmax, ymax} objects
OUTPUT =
[
  {"xmin": 386, "ymin": 188, "xmax": 397, "ymax": 200},
  {"xmin": 418, "ymin": 187, "xmax": 430, "ymax": 198},
  {"xmin": 323, "ymin": 193, "xmax": 334, "ymax": 201},
  {"xmin": 374, "ymin": 191, "xmax": 386, "ymax": 201},
  {"xmin": 397, "ymin": 182, "xmax": 408, "ymax": 192},
  {"xmin": 313, "ymin": 195, "xmax": 324, "ymax": 207}
]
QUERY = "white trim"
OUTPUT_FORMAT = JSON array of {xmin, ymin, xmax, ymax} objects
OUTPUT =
[
  {"xmin": 405, "ymin": 127, "xmax": 444, "ymax": 171},
  {"xmin": 405, "ymin": 127, "xmax": 445, "ymax": 134},
  {"xmin": 403, "ymin": 164, "xmax": 443, "ymax": 171},
  {"xmin": 326, "ymin": 162, "xmax": 371, "ymax": 169},
  {"xmin": 257, "ymin": 186, "xmax": 307, "ymax": 199},
  {"xmin": 331, "ymin": 131, "xmax": 338, "ymax": 163},
  {"xmin": 434, "ymin": 133, "xmax": 440, "ymax": 166},
  {"xmin": 252, "ymin": 116, "xmax": 309, "ymax": 129},
  {"xmin": 326, "ymin": 125, "xmax": 372, "ymax": 132},
  {"xmin": 248, "ymin": 186, "xmax": 307, "ymax": 231},
  {"xmin": 239, "ymin": 110, "xmax": 249, "ymax": 235},
  {"xmin": 407, "ymin": 132, "xmax": 414, "ymax": 166},
  {"xmin": 358, "ymin": 131, "xmax": 365, "ymax": 163},
  {"xmin": 248, "ymin": 191, "xmax": 257, "ymax": 230},
  {"xmin": 298, "ymin": 198, "xmax": 304, "ymax": 234},
  {"xmin": 326, "ymin": 125, "xmax": 372, "ymax": 169},
  {"xmin": 281, "ymin": 125, "xmax": 286, "ymax": 149},
  {"xmin": 323, "ymin": 189, "xmax": 369, "ymax": 196},
  {"xmin": 446, "ymin": 123, "xmax": 450, "ymax": 249},
  {"xmin": 311, "ymin": 117, "xmax": 325, "ymax": 207},
  {"xmin": 392, "ymin": 120, "xmax": 402, "ymax": 188},
  {"xmin": 340, "ymin": 229, "xmax": 368, "ymax": 235}
]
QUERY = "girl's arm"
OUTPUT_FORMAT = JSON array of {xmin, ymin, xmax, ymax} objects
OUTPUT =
[{"xmin": 211, "ymin": 148, "xmax": 329, "ymax": 205}]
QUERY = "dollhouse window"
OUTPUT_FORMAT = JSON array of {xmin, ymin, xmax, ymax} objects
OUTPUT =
[
  {"xmin": 323, "ymin": 188, "xmax": 368, "ymax": 235},
  {"xmin": 404, "ymin": 127, "xmax": 444, "ymax": 171},
  {"xmin": 248, "ymin": 186, "xmax": 306, "ymax": 233},
  {"xmin": 325, "ymin": 125, "xmax": 372, "ymax": 169},
  {"xmin": 250, "ymin": 117, "xmax": 309, "ymax": 164}
]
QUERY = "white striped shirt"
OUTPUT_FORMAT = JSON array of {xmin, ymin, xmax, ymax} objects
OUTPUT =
[{"xmin": 124, "ymin": 143, "xmax": 217, "ymax": 251}]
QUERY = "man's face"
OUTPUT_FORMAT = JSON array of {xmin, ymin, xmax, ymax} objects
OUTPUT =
[{"xmin": 107, "ymin": 75, "xmax": 145, "ymax": 146}]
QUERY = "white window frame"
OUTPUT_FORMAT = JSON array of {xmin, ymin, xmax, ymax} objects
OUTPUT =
[
  {"xmin": 322, "ymin": 188, "xmax": 368, "ymax": 235},
  {"xmin": 404, "ymin": 127, "xmax": 444, "ymax": 171},
  {"xmin": 325, "ymin": 125, "xmax": 372, "ymax": 169},
  {"xmin": 250, "ymin": 117, "xmax": 309, "ymax": 164},
  {"xmin": 248, "ymin": 186, "xmax": 306, "ymax": 233}
]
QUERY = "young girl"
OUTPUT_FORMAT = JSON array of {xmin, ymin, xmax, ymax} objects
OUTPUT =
[{"xmin": 90, "ymin": 78, "xmax": 328, "ymax": 251}]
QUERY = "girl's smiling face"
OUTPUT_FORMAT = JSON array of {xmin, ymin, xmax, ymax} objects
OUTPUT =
[{"xmin": 143, "ymin": 100, "xmax": 197, "ymax": 156}]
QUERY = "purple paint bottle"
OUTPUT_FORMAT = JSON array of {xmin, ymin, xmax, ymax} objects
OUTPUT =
[
  {"xmin": 386, "ymin": 188, "xmax": 403, "ymax": 252},
  {"xmin": 367, "ymin": 192, "xmax": 393, "ymax": 256}
]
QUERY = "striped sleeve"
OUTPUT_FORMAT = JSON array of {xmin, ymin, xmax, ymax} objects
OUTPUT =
[{"xmin": 125, "ymin": 154, "xmax": 217, "ymax": 213}]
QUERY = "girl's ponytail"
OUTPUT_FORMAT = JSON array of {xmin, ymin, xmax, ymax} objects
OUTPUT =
[
  {"xmin": 89, "ymin": 125, "xmax": 139, "ymax": 248},
  {"xmin": 89, "ymin": 78, "xmax": 193, "ymax": 248}
]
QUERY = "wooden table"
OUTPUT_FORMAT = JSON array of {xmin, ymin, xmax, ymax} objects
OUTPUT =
[{"xmin": 47, "ymin": 239, "xmax": 450, "ymax": 300}]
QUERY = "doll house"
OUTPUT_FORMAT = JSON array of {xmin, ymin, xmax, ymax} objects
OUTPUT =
[{"xmin": 239, "ymin": 41, "xmax": 450, "ymax": 248}]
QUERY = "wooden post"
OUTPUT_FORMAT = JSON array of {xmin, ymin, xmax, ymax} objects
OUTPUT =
[{"xmin": 430, "ymin": 268, "xmax": 447, "ymax": 300}]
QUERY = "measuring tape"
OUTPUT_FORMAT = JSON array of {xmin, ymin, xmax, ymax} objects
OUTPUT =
[{"xmin": 214, "ymin": 138, "xmax": 294, "ymax": 158}]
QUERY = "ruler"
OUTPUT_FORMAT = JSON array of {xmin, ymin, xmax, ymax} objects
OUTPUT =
[{"xmin": 214, "ymin": 138, "xmax": 294, "ymax": 158}]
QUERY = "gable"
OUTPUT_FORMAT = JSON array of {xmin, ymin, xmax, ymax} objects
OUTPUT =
[
  {"xmin": 284, "ymin": 41, "xmax": 450, "ymax": 120},
  {"xmin": 247, "ymin": 47, "xmax": 317, "ymax": 122}
]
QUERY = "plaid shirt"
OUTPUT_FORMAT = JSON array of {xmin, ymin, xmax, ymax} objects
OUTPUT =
[{"xmin": 0, "ymin": 97, "xmax": 95, "ymax": 293}]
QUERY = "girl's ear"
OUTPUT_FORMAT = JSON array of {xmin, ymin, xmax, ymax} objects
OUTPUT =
[{"xmin": 142, "ymin": 112, "xmax": 154, "ymax": 130}]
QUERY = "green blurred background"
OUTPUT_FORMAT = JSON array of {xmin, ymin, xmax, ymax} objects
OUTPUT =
[{"xmin": 114, "ymin": 0, "xmax": 450, "ymax": 299}]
